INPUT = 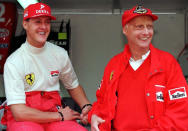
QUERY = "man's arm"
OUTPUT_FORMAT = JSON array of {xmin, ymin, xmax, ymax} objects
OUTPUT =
[
  {"xmin": 67, "ymin": 85, "xmax": 90, "ymax": 108},
  {"xmin": 67, "ymin": 85, "xmax": 92, "ymax": 124},
  {"xmin": 10, "ymin": 104, "xmax": 81, "ymax": 123},
  {"xmin": 10, "ymin": 104, "xmax": 61, "ymax": 123}
]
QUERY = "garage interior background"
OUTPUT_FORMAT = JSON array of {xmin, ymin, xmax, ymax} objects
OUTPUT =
[{"xmin": 0, "ymin": 0, "xmax": 188, "ymax": 103}]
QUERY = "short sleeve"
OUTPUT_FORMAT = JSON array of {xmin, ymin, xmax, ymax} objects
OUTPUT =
[
  {"xmin": 4, "ymin": 62, "xmax": 26, "ymax": 105},
  {"xmin": 59, "ymin": 52, "xmax": 79, "ymax": 89}
]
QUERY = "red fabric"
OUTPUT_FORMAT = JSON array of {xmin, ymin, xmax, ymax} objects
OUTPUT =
[
  {"xmin": 0, "ymin": 2, "xmax": 17, "ymax": 73},
  {"xmin": 25, "ymin": 91, "xmax": 61, "ymax": 112},
  {"xmin": 8, "ymin": 121, "xmax": 44, "ymax": 131},
  {"xmin": 1, "ymin": 91, "xmax": 86, "ymax": 131},
  {"xmin": 23, "ymin": 3, "xmax": 56, "ymax": 20},
  {"xmin": 8, "ymin": 121, "xmax": 87, "ymax": 131},
  {"xmin": 88, "ymin": 44, "xmax": 188, "ymax": 131},
  {"xmin": 113, "ymin": 55, "xmax": 151, "ymax": 131},
  {"xmin": 1, "ymin": 105, "xmax": 8, "ymax": 125},
  {"xmin": 44, "ymin": 121, "xmax": 87, "ymax": 131},
  {"xmin": 122, "ymin": 6, "xmax": 158, "ymax": 27}
]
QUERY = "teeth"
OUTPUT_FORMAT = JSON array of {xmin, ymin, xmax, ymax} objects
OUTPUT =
[
  {"xmin": 39, "ymin": 32, "xmax": 45, "ymax": 35},
  {"xmin": 140, "ymin": 38, "xmax": 148, "ymax": 40}
]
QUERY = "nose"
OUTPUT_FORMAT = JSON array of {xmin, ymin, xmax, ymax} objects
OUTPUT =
[
  {"xmin": 40, "ymin": 23, "xmax": 47, "ymax": 29},
  {"xmin": 143, "ymin": 26, "xmax": 149, "ymax": 34},
  {"xmin": 39, "ymin": 21, "xmax": 50, "ymax": 29}
]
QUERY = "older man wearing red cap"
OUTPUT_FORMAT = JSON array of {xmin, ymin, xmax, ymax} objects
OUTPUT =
[
  {"xmin": 2, "ymin": 2, "xmax": 91, "ymax": 131},
  {"xmin": 89, "ymin": 6, "xmax": 188, "ymax": 131}
]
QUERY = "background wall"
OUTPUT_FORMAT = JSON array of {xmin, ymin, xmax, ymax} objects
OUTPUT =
[{"xmin": 0, "ymin": 11, "xmax": 185, "ymax": 102}]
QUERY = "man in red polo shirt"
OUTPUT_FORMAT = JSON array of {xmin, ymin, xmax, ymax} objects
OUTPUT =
[
  {"xmin": 89, "ymin": 5, "xmax": 188, "ymax": 131},
  {"xmin": 2, "ymin": 2, "xmax": 91, "ymax": 131}
]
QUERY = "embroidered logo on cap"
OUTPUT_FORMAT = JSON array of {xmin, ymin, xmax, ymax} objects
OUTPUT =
[
  {"xmin": 25, "ymin": 73, "xmax": 35, "ymax": 86},
  {"xmin": 156, "ymin": 91, "xmax": 164, "ymax": 102},
  {"xmin": 40, "ymin": 4, "xmax": 45, "ymax": 9},
  {"xmin": 36, "ymin": 4, "xmax": 49, "ymax": 15},
  {"xmin": 36, "ymin": 9, "xmax": 49, "ymax": 14},
  {"xmin": 51, "ymin": 70, "xmax": 59, "ymax": 77},
  {"xmin": 133, "ymin": 6, "xmax": 148, "ymax": 14},
  {"xmin": 169, "ymin": 87, "xmax": 187, "ymax": 100}
]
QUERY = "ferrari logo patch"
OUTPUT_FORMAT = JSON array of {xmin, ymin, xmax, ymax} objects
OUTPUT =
[
  {"xmin": 25, "ymin": 73, "xmax": 35, "ymax": 86},
  {"xmin": 110, "ymin": 71, "xmax": 114, "ymax": 81}
]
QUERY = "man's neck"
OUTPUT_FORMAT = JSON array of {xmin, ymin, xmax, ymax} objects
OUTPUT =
[
  {"xmin": 129, "ymin": 46, "xmax": 150, "ymax": 61},
  {"xmin": 26, "ymin": 38, "xmax": 45, "ymax": 48}
]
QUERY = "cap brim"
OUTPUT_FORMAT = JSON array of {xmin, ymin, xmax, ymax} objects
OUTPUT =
[
  {"xmin": 49, "ymin": 16, "xmax": 56, "ymax": 20},
  {"xmin": 149, "ymin": 14, "xmax": 158, "ymax": 21},
  {"xmin": 26, "ymin": 14, "xmax": 56, "ymax": 20}
]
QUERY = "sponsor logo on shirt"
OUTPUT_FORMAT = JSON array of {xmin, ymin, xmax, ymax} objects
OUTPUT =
[
  {"xmin": 169, "ymin": 87, "xmax": 187, "ymax": 100},
  {"xmin": 50, "ymin": 70, "xmax": 59, "ymax": 77},
  {"xmin": 156, "ymin": 91, "xmax": 164, "ymax": 102},
  {"xmin": 25, "ymin": 73, "xmax": 35, "ymax": 86}
]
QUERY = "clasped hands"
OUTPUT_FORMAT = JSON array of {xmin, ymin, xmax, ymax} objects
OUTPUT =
[{"xmin": 57, "ymin": 105, "xmax": 92, "ymax": 125}]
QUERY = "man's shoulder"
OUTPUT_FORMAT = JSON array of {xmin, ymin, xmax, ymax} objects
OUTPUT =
[
  {"xmin": 46, "ymin": 41, "xmax": 69, "ymax": 60},
  {"xmin": 151, "ymin": 47, "xmax": 178, "ymax": 66},
  {"xmin": 105, "ymin": 51, "xmax": 125, "ymax": 71},
  {"xmin": 46, "ymin": 41, "xmax": 67, "ymax": 54},
  {"xmin": 153, "ymin": 47, "xmax": 175, "ymax": 60},
  {"xmin": 6, "ymin": 44, "xmax": 24, "ymax": 64},
  {"xmin": 109, "ymin": 51, "xmax": 124, "ymax": 64}
]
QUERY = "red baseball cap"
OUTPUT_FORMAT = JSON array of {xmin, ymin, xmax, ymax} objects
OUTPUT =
[
  {"xmin": 122, "ymin": 5, "xmax": 158, "ymax": 27},
  {"xmin": 23, "ymin": 3, "xmax": 56, "ymax": 21}
]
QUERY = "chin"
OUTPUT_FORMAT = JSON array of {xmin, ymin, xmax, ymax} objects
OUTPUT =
[
  {"xmin": 38, "ymin": 38, "xmax": 47, "ymax": 43},
  {"xmin": 139, "ymin": 44, "xmax": 150, "ymax": 49},
  {"xmin": 140, "ymin": 41, "xmax": 150, "ymax": 46}
]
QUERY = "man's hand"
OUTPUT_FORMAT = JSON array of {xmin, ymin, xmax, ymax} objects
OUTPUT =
[
  {"xmin": 58, "ymin": 106, "xmax": 81, "ymax": 120},
  {"xmin": 80, "ymin": 105, "xmax": 92, "ymax": 125},
  {"xmin": 91, "ymin": 114, "xmax": 105, "ymax": 131}
]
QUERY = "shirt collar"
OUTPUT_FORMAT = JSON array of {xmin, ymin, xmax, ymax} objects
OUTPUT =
[
  {"xmin": 25, "ymin": 40, "xmax": 46, "ymax": 54},
  {"xmin": 129, "ymin": 50, "xmax": 150, "ymax": 62}
]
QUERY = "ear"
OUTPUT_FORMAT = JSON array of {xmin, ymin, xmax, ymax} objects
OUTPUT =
[
  {"xmin": 22, "ymin": 20, "xmax": 27, "ymax": 30},
  {"xmin": 122, "ymin": 25, "xmax": 128, "ymax": 35}
]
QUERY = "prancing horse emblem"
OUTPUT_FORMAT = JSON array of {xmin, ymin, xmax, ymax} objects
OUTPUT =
[{"xmin": 25, "ymin": 73, "xmax": 35, "ymax": 86}]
